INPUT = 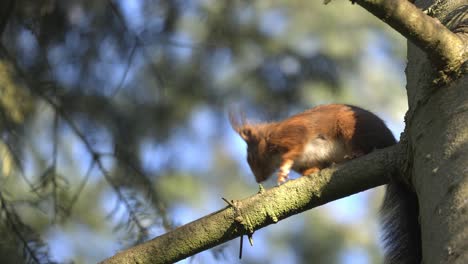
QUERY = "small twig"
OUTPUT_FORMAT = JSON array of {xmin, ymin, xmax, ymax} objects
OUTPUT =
[
  {"xmin": 223, "ymin": 196, "xmax": 255, "ymax": 254},
  {"xmin": 238, "ymin": 235, "xmax": 243, "ymax": 259},
  {"xmin": 107, "ymin": 0, "xmax": 165, "ymax": 92},
  {"xmin": 248, "ymin": 234, "xmax": 254, "ymax": 246},
  {"xmin": 94, "ymin": 156, "xmax": 148, "ymax": 236},
  {"xmin": 6, "ymin": 147, "xmax": 43, "ymax": 197},
  {"xmin": 109, "ymin": 39, "xmax": 137, "ymax": 98},
  {"xmin": 34, "ymin": 92, "xmax": 149, "ymax": 238},
  {"xmin": 0, "ymin": 109, "xmax": 43, "ymax": 199},
  {"xmin": 63, "ymin": 160, "xmax": 95, "ymax": 219},
  {"xmin": 0, "ymin": 192, "xmax": 42, "ymax": 264},
  {"xmin": 221, "ymin": 197, "xmax": 235, "ymax": 207},
  {"xmin": 112, "ymin": 151, "xmax": 173, "ymax": 230},
  {"xmin": 52, "ymin": 112, "xmax": 59, "ymax": 223}
]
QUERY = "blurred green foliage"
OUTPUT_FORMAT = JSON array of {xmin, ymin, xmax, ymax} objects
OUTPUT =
[{"xmin": 0, "ymin": 0, "xmax": 406, "ymax": 263}]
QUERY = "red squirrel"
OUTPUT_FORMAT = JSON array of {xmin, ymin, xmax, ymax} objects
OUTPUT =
[
  {"xmin": 230, "ymin": 104, "xmax": 421, "ymax": 263},
  {"xmin": 229, "ymin": 104, "xmax": 396, "ymax": 184}
]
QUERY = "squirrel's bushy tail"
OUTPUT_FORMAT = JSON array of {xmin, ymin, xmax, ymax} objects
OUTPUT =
[{"xmin": 381, "ymin": 182, "xmax": 421, "ymax": 264}]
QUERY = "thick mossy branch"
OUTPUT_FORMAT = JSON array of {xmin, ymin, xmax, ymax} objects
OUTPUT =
[
  {"xmin": 352, "ymin": 0, "xmax": 467, "ymax": 73},
  {"xmin": 100, "ymin": 145, "xmax": 398, "ymax": 264}
]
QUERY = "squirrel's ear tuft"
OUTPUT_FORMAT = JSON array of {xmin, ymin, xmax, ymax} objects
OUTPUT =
[
  {"xmin": 228, "ymin": 110, "xmax": 241, "ymax": 130},
  {"xmin": 229, "ymin": 110, "xmax": 258, "ymax": 143},
  {"xmin": 239, "ymin": 127, "xmax": 254, "ymax": 142},
  {"xmin": 229, "ymin": 110, "xmax": 247, "ymax": 133}
]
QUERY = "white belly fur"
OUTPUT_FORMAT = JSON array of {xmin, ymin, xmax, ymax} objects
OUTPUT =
[{"xmin": 294, "ymin": 138, "xmax": 347, "ymax": 168}]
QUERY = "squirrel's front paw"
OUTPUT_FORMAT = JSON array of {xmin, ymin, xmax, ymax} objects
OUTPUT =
[{"xmin": 277, "ymin": 171, "xmax": 289, "ymax": 185}]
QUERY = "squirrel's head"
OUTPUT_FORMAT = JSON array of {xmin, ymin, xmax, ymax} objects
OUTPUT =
[{"xmin": 229, "ymin": 112, "xmax": 276, "ymax": 182}]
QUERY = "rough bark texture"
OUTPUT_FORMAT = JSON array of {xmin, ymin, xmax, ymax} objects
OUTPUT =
[
  {"xmin": 403, "ymin": 0, "xmax": 468, "ymax": 263},
  {"xmin": 100, "ymin": 146, "xmax": 397, "ymax": 264}
]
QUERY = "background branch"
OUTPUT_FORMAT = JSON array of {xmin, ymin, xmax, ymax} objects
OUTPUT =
[{"xmin": 101, "ymin": 145, "xmax": 398, "ymax": 264}]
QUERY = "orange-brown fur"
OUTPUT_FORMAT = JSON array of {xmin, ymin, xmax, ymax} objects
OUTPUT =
[{"xmin": 230, "ymin": 104, "xmax": 395, "ymax": 184}]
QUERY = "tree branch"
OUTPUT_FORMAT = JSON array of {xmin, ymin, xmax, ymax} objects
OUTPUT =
[
  {"xmin": 100, "ymin": 145, "xmax": 399, "ymax": 264},
  {"xmin": 352, "ymin": 0, "xmax": 467, "ymax": 74}
]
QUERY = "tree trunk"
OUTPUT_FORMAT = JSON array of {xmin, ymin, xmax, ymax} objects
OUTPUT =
[{"xmin": 403, "ymin": 0, "xmax": 468, "ymax": 262}]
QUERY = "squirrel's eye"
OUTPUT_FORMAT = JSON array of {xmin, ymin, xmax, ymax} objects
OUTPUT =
[{"xmin": 317, "ymin": 134, "xmax": 326, "ymax": 140}]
